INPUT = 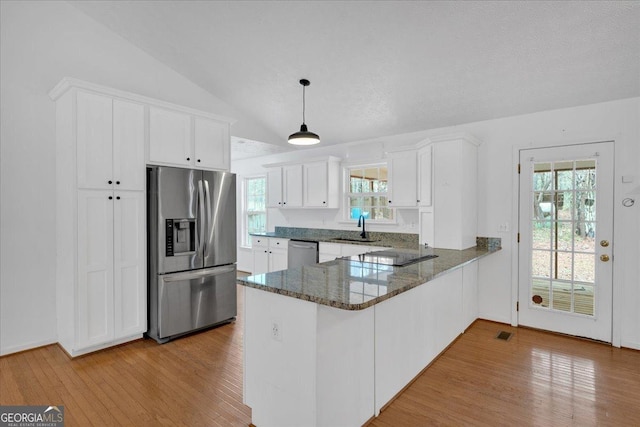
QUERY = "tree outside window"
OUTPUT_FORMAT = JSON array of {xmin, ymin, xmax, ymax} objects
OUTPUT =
[
  {"xmin": 244, "ymin": 176, "xmax": 266, "ymax": 246},
  {"xmin": 346, "ymin": 165, "xmax": 393, "ymax": 221}
]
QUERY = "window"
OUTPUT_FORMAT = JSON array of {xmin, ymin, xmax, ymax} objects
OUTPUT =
[
  {"xmin": 346, "ymin": 164, "xmax": 393, "ymax": 221},
  {"xmin": 243, "ymin": 176, "xmax": 266, "ymax": 246}
]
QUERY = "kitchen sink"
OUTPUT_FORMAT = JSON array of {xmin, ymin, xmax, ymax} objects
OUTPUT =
[{"xmin": 332, "ymin": 238, "xmax": 379, "ymax": 243}]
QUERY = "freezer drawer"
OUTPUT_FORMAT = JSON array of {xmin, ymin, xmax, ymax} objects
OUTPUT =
[{"xmin": 157, "ymin": 264, "xmax": 237, "ymax": 340}]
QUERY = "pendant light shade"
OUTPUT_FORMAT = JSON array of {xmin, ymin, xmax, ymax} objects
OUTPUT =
[{"xmin": 288, "ymin": 79, "xmax": 320, "ymax": 145}]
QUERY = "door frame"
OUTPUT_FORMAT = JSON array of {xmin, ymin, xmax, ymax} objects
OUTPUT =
[{"xmin": 510, "ymin": 138, "xmax": 621, "ymax": 347}]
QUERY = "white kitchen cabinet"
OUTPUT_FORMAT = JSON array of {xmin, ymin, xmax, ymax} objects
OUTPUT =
[
  {"xmin": 50, "ymin": 79, "xmax": 148, "ymax": 357},
  {"xmin": 76, "ymin": 93, "xmax": 145, "ymax": 191},
  {"xmin": 303, "ymin": 159, "xmax": 340, "ymax": 208},
  {"xmin": 419, "ymin": 135, "xmax": 479, "ymax": 250},
  {"xmin": 76, "ymin": 189, "xmax": 146, "ymax": 349},
  {"xmin": 148, "ymin": 107, "xmax": 232, "ymax": 171},
  {"xmin": 267, "ymin": 168, "xmax": 283, "ymax": 208},
  {"xmin": 283, "ymin": 165, "xmax": 303, "ymax": 208},
  {"xmin": 252, "ymin": 237, "xmax": 289, "ymax": 274},
  {"xmin": 148, "ymin": 107, "xmax": 192, "ymax": 167},
  {"xmin": 417, "ymin": 144, "xmax": 433, "ymax": 207},
  {"xmin": 267, "ymin": 165, "xmax": 303, "ymax": 208},
  {"xmin": 193, "ymin": 116, "xmax": 230, "ymax": 170},
  {"xmin": 388, "ymin": 149, "xmax": 418, "ymax": 207}
]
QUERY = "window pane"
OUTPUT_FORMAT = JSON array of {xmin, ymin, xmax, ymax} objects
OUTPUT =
[
  {"xmin": 532, "ymin": 250, "xmax": 552, "ymax": 278},
  {"xmin": 575, "ymin": 283, "xmax": 594, "ymax": 315},
  {"xmin": 551, "ymin": 281, "xmax": 572, "ymax": 312}
]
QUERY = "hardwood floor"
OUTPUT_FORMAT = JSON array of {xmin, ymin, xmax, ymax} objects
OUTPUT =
[{"xmin": 2, "ymin": 286, "xmax": 639, "ymax": 426}]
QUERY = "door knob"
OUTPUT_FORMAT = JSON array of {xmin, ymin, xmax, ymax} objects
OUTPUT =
[
  {"xmin": 600, "ymin": 240, "xmax": 609, "ymax": 247},
  {"xmin": 600, "ymin": 254, "xmax": 610, "ymax": 262}
]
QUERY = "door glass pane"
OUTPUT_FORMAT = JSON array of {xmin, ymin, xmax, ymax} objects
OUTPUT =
[{"xmin": 530, "ymin": 159, "xmax": 596, "ymax": 316}]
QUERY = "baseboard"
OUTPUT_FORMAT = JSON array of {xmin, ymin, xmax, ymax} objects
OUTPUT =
[
  {"xmin": 0, "ymin": 338, "xmax": 58, "ymax": 357},
  {"xmin": 621, "ymin": 340, "xmax": 640, "ymax": 351}
]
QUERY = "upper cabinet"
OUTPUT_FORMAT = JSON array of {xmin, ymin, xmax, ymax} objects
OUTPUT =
[
  {"xmin": 418, "ymin": 134, "xmax": 480, "ymax": 250},
  {"xmin": 417, "ymin": 144, "xmax": 433, "ymax": 208},
  {"xmin": 148, "ymin": 107, "xmax": 231, "ymax": 171},
  {"xmin": 148, "ymin": 107, "xmax": 192, "ymax": 167},
  {"xmin": 303, "ymin": 159, "xmax": 340, "ymax": 208},
  {"xmin": 266, "ymin": 157, "xmax": 340, "ymax": 209},
  {"xmin": 75, "ymin": 92, "xmax": 145, "ymax": 191},
  {"xmin": 194, "ymin": 117, "xmax": 230, "ymax": 170},
  {"xmin": 387, "ymin": 149, "xmax": 418, "ymax": 207}
]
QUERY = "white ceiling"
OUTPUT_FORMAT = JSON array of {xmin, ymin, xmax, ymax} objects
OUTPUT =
[{"xmin": 71, "ymin": 1, "xmax": 640, "ymax": 157}]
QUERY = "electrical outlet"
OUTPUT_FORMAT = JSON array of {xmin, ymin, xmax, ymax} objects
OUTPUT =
[{"xmin": 271, "ymin": 320, "xmax": 282, "ymax": 341}]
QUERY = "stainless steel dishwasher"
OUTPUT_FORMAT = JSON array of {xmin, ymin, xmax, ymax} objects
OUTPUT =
[{"xmin": 287, "ymin": 240, "xmax": 319, "ymax": 268}]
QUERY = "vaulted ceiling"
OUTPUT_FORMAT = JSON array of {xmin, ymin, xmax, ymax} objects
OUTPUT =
[{"xmin": 71, "ymin": 1, "xmax": 640, "ymax": 156}]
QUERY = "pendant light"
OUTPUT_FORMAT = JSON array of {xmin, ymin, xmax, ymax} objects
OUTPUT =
[{"xmin": 288, "ymin": 78, "xmax": 320, "ymax": 145}]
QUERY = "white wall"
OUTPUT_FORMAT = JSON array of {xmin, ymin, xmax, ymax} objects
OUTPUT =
[
  {"xmin": 0, "ymin": 0, "xmax": 278, "ymax": 355},
  {"xmin": 234, "ymin": 98, "xmax": 640, "ymax": 349}
]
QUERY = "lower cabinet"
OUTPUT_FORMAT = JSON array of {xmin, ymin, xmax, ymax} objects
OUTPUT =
[
  {"xmin": 252, "ymin": 237, "xmax": 289, "ymax": 274},
  {"xmin": 59, "ymin": 189, "xmax": 146, "ymax": 356}
]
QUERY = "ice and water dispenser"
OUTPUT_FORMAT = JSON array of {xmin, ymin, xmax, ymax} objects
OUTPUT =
[{"xmin": 165, "ymin": 219, "xmax": 196, "ymax": 256}]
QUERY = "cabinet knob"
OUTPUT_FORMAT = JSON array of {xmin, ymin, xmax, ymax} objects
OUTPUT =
[
  {"xmin": 269, "ymin": 251, "xmax": 272, "ymax": 254},
  {"xmin": 186, "ymin": 157, "xmax": 191, "ymax": 161},
  {"xmin": 388, "ymin": 200, "xmax": 392, "ymax": 204},
  {"xmin": 323, "ymin": 201, "xmax": 326, "ymax": 204},
  {"xmin": 264, "ymin": 250, "xmax": 267, "ymax": 253},
  {"xmin": 116, "ymin": 181, "xmax": 120, "ymax": 185},
  {"xmin": 278, "ymin": 202, "xmax": 282, "ymax": 205},
  {"xmin": 417, "ymin": 199, "xmax": 420, "ymax": 203},
  {"xmin": 108, "ymin": 180, "xmax": 113, "ymax": 184},
  {"xmin": 116, "ymin": 196, "xmax": 121, "ymax": 200},
  {"xmin": 108, "ymin": 196, "xmax": 113, "ymax": 200},
  {"xmin": 197, "ymin": 159, "xmax": 201, "ymax": 163},
  {"xmin": 283, "ymin": 202, "xmax": 287, "ymax": 205}
]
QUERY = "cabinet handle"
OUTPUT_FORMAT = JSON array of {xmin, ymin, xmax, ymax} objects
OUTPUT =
[
  {"xmin": 108, "ymin": 196, "xmax": 113, "ymax": 200},
  {"xmin": 116, "ymin": 196, "xmax": 121, "ymax": 200},
  {"xmin": 197, "ymin": 159, "xmax": 201, "ymax": 163},
  {"xmin": 108, "ymin": 180, "xmax": 113, "ymax": 184},
  {"xmin": 187, "ymin": 157, "xmax": 191, "ymax": 161}
]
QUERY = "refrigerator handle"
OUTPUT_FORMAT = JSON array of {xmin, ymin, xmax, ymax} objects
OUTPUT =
[
  {"xmin": 198, "ymin": 179, "xmax": 205, "ymax": 253},
  {"xmin": 204, "ymin": 179, "xmax": 213, "ymax": 254}
]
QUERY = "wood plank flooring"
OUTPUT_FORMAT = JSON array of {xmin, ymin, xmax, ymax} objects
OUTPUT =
[{"xmin": 2, "ymin": 285, "xmax": 639, "ymax": 426}]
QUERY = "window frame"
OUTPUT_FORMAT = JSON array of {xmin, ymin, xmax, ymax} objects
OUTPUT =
[
  {"xmin": 343, "ymin": 162, "xmax": 395, "ymax": 224},
  {"xmin": 242, "ymin": 174, "xmax": 267, "ymax": 248}
]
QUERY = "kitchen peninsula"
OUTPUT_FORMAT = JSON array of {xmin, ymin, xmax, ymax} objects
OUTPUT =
[{"xmin": 238, "ymin": 235, "xmax": 500, "ymax": 427}]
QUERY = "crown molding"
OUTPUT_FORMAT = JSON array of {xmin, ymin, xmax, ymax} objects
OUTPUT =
[{"xmin": 48, "ymin": 77, "xmax": 236, "ymax": 124}]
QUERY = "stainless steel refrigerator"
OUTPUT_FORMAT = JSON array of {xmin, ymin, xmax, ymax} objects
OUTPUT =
[{"xmin": 147, "ymin": 166, "xmax": 237, "ymax": 343}]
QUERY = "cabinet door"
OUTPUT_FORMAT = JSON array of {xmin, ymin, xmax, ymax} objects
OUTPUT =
[
  {"xmin": 194, "ymin": 117, "xmax": 229, "ymax": 170},
  {"xmin": 113, "ymin": 100, "xmax": 145, "ymax": 191},
  {"xmin": 303, "ymin": 161, "xmax": 328, "ymax": 207},
  {"xmin": 417, "ymin": 145, "xmax": 433, "ymax": 207},
  {"xmin": 113, "ymin": 191, "xmax": 146, "ymax": 339},
  {"xmin": 77, "ymin": 190, "xmax": 115, "ymax": 349},
  {"xmin": 267, "ymin": 168, "xmax": 283, "ymax": 208},
  {"xmin": 77, "ymin": 92, "xmax": 113, "ymax": 190},
  {"xmin": 269, "ymin": 248, "xmax": 288, "ymax": 272},
  {"xmin": 252, "ymin": 248, "xmax": 269, "ymax": 275},
  {"xmin": 388, "ymin": 152, "xmax": 418, "ymax": 207},
  {"xmin": 283, "ymin": 165, "xmax": 303, "ymax": 208},
  {"xmin": 149, "ymin": 107, "xmax": 192, "ymax": 166}
]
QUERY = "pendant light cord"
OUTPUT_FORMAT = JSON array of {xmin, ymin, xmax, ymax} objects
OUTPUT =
[{"xmin": 302, "ymin": 84, "xmax": 306, "ymax": 125}]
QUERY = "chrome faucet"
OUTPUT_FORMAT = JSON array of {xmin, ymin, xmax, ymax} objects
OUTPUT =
[{"xmin": 357, "ymin": 214, "xmax": 367, "ymax": 239}]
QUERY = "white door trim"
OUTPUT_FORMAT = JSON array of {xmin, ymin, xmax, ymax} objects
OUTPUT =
[{"xmin": 510, "ymin": 138, "xmax": 620, "ymax": 347}]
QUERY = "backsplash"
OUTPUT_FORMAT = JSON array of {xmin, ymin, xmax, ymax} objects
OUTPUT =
[{"xmin": 274, "ymin": 226, "xmax": 419, "ymax": 246}]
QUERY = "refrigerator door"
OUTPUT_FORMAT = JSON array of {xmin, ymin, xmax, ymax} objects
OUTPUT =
[
  {"xmin": 157, "ymin": 264, "xmax": 237, "ymax": 339},
  {"xmin": 152, "ymin": 167, "xmax": 204, "ymax": 273},
  {"xmin": 202, "ymin": 171, "xmax": 237, "ymax": 267}
]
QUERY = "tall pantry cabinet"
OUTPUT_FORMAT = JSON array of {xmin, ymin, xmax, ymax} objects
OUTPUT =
[{"xmin": 50, "ymin": 81, "xmax": 146, "ymax": 356}]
